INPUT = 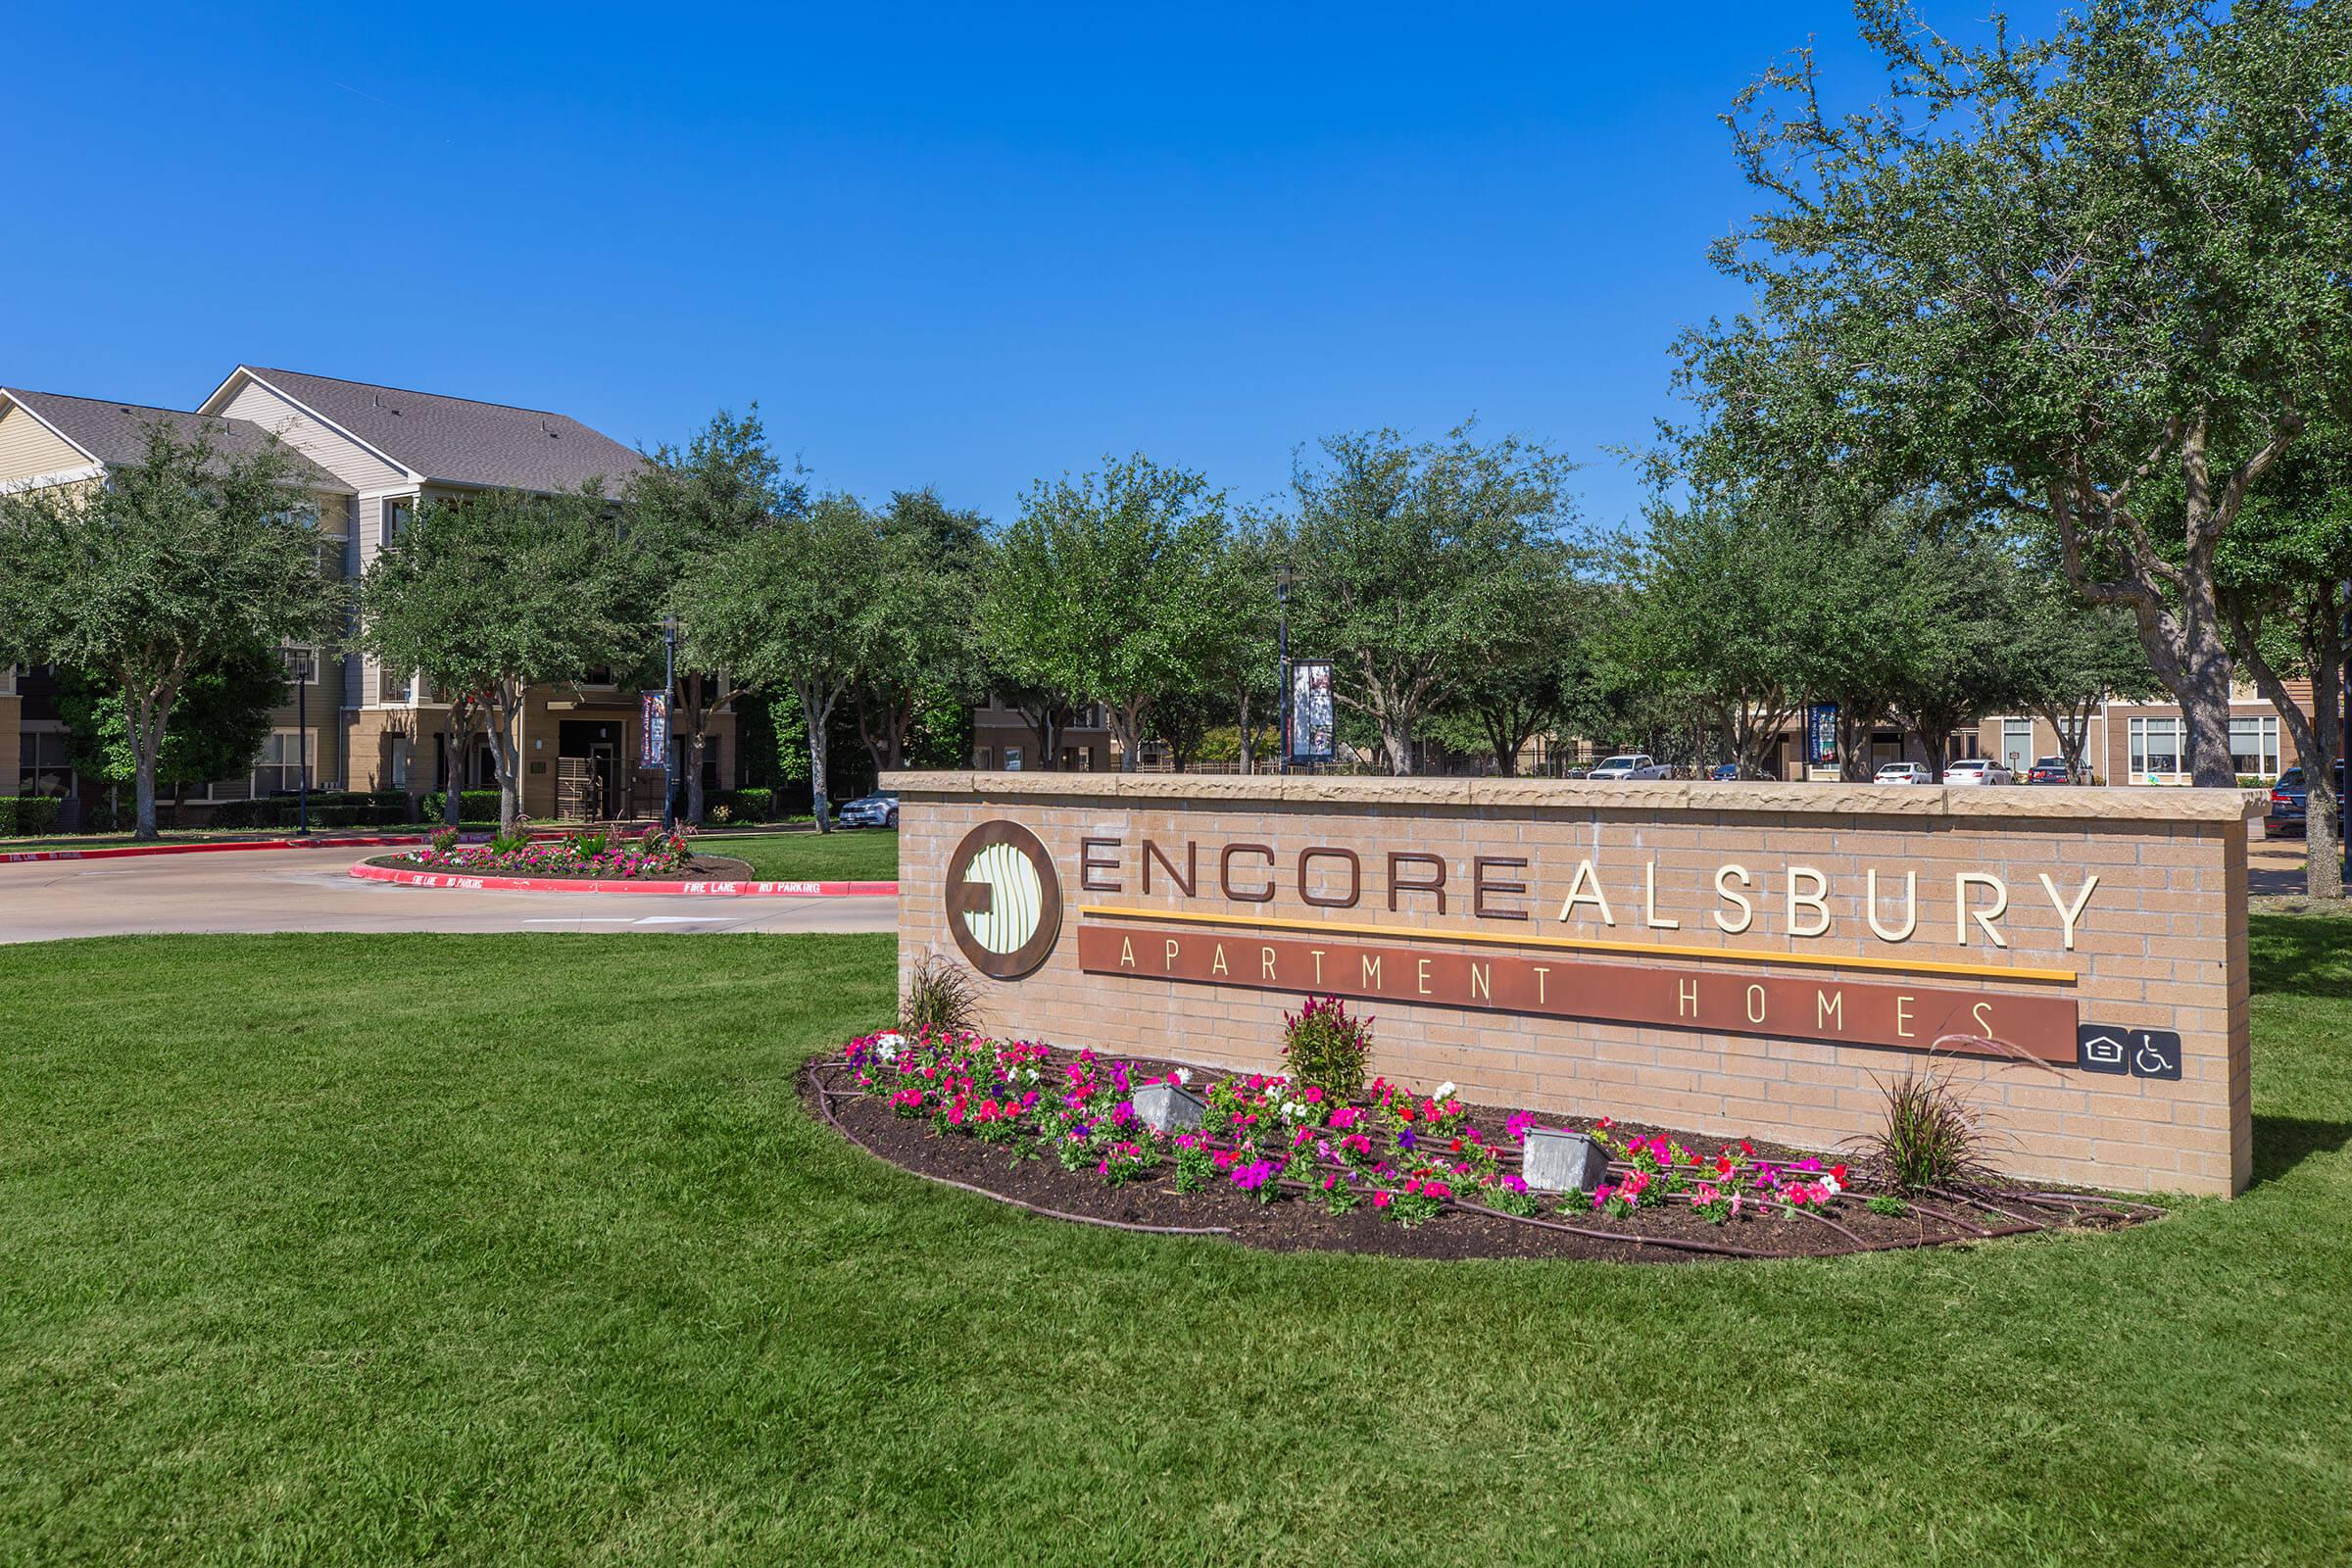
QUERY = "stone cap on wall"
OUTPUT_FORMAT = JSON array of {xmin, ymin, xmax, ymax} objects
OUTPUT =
[{"xmin": 880, "ymin": 769, "xmax": 2263, "ymax": 823}]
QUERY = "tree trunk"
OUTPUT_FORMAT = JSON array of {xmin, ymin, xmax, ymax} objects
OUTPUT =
[
  {"xmin": 804, "ymin": 687, "xmax": 835, "ymax": 833},
  {"xmin": 687, "ymin": 730, "xmax": 708, "ymax": 824},
  {"xmin": 1111, "ymin": 705, "xmax": 1144, "ymax": 773},
  {"xmin": 2175, "ymin": 635, "xmax": 2237, "ymax": 789},
  {"xmin": 133, "ymin": 746, "xmax": 159, "ymax": 841},
  {"xmin": 124, "ymin": 687, "xmax": 173, "ymax": 842},
  {"xmin": 443, "ymin": 714, "xmax": 467, "ymax": 827},
  {"xmin": 488, "ymin": 685, "xmax": 524, "ymax": 835}
]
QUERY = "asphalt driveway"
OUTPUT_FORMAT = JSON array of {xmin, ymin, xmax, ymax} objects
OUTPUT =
[{"xmin": 0, "ymin": 847, "xmax": 896, "ymax": 944}]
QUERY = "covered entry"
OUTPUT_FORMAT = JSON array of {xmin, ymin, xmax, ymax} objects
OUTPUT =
[{"xmin": 558, "ymin": 718, "xmax": 625, "ymax": 821}]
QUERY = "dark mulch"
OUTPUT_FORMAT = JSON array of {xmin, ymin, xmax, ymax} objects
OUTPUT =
[
  {"xmin": 366, "ymin": 853, "xmax": 755, "ymax": 881},
  {"xmin": 801, "ymin": 1057, "xmax": 2159, "ymax": 1265}
]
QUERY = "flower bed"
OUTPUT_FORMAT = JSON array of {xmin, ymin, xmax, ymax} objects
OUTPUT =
[
  {"xmin": 806, "ymin": 1028, "xmax": 2162, "ymax": 1262},
  {"xmin": 371, "ymin": 827, "xmax": 753, "ymax": 883}
]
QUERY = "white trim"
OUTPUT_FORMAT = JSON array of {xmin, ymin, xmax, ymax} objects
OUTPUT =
[
  {"xmin": 0, "ymin": 461, "xmax": 106, "ymax": 495},
  {"xmin": 198, "ymin": 368, "xmax": 422, "ymax": 483}
]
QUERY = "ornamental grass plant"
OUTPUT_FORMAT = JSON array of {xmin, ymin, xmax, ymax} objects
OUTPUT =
[{"xmin": 1863, "ymin": 1068, "xmax": 1997, "ymax": 1193}]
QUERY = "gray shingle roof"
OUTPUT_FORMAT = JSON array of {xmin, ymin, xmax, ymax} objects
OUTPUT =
[
  {"xmin": 3, "ymin": 389, "xmax": 339, "ymax": 486},
  {"xmin": 245, "ymin": 368, "xmax": 645, "ymax": 495}
]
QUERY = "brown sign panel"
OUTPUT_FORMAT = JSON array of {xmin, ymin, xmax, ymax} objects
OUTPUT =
[
  {"xmin": 946, "ymin": 821, "xmax": 1063, "ymax": 979},
  {"xmin": 1075, "ymin": 922, "xmax": 2078, "ymax": 1062}
]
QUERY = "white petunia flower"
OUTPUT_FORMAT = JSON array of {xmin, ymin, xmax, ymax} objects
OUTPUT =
[
  {"xmin": 1435, "ymin": 1081, "xmax": 1458, "ymax": 1101},
  {"xmin": 1175, "ymin": 1068, "xmax": 1192, "ymax": 1085}
]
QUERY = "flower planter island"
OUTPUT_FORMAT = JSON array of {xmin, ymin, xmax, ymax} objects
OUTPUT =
[{"xmin": 809, "ymin": 769, "xmax": 2260, "ymax": 1259}]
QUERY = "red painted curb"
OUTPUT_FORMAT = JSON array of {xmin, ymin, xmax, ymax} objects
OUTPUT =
[
  {"xmin": 348, "ymin": 859, "xmax": 899, "ymax": 898},
  {"xmin": 2, "ymin": 833, "xmax": 459, "ymax": 865}
]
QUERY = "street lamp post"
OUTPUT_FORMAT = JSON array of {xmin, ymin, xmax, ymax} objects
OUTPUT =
[
  {"xmin": 1276, "ymin": 565, "xmax": 1293, "ymax": 778},
  {"xmin": 295, "ymin": 647, "xmax": 311, "ymax": 838},
  {"xmin": 662, "ymin": 614, "xmax": 678, "ymax": 834}
]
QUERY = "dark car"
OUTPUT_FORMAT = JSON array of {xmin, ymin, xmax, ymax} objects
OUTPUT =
[
  {"xmin": 2026, "ymin": 756, "xmax": 2073, "ymax": 786},
  {"xmin": 2268, "ymin": 762, "xmax": 2345, "ymax": 839}
]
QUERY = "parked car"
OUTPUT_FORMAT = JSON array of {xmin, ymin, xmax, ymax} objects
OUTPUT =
[
  {"xmin": 1587, "ymin": 754, "xmax": 1672, "ymax": 781},
  {"xmin": 2268, "ymin": 762, "xmax": 2346, "ymax": 839},
  {"xmin": 2025, "ymin": 756, "xmax": 2073, "ymax": 785},
  {"xmin": 1944, "ymin": 759, "xmax": 2016, "ymax": 786},
  {"xmin": 1874, "ymin": 761, "xmax": 1931, "ymax": 785},
  {"xmin": 1709, "ymin": 761, "xmax": 1777, "ymax": 781},
  {"xmin": 833, "ymin": 791, "xmax": 900, "ymax": 828}
]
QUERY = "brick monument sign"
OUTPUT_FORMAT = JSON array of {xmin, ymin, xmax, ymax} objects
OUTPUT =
[{"xmin": 886, "ymin": 771, "xmax": 2257, "ymax": 1196}]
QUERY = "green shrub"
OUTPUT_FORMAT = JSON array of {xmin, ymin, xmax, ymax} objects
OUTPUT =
[
  {"xmin": 0, "ymin": 796, "xmax": 65, "ymax": 836},
  {"xmin": 1282, "ymin": 995, "xmax": 1373, "ymax": 1102},
  {"xmin": 706, "ymin": 788, "xmax": 773, "ymax": 823},
  {"xmin": 207, "ymin": 792, "xmax": 412, "ymax": 830},
  {"xmin": 418, "ymin": 789, "xmax": 503, "ymax": 823},
  {"xmin": 487, "ymin": 829, "xmax": 533, "ymax": 855}
]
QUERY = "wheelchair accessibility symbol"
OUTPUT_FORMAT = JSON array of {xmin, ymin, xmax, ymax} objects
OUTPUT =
[{"xmin": 2077, "ymin": 1025, "xmax": 2181, "ymax": 1081}]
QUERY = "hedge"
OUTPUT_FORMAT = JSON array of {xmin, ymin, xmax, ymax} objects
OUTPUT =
[
  {"xmin": 207, "ymin": 792, "xmax": 415, "ymax": 830},
  {"xmin": 0, "ymin": 796, "xmax": 65, "ymax": 836},
  {"xmin": 418, "ymin": 789, "xmax": 504, "ymax": 824}
]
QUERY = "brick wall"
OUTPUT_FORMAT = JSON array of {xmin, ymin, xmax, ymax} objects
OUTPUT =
[{"xmin": 888, "ymin": 771, "xmax": 2257, "ymax": 1197}]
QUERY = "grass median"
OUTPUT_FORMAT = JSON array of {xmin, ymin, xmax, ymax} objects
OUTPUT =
[
  {"xmin": 710, "ymin": 826, "xmax": 897, "ymax": 882},
  {"xmin": 0, "ymin": 921, "xmax": 2345, "ymax": 1563}
]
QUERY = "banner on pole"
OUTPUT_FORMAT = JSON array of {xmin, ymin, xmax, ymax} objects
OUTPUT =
[
  {"xmin": 640, "ymin": 690, "xmax": 670, "ymax": 768},
  {"xmin": 1808, "ymin": 703, "xmax": 1838, "ymax": 767},
  {"xmin": 1288, "ymin": 661, "xmax": 1336, "ymax": 763}
]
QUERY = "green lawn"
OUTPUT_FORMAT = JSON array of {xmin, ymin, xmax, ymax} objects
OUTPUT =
[
  {"xmin": 714, "ymin": 826, "xmax": 898, "ymax": 882},
  {"xmin": 1, "ymin": 923, "xmax": 2347, "ymax": 1564}
]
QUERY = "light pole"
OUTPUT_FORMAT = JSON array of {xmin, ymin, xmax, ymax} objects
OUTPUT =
[
  {"xmin": 1276, "ymin": 564, "xmax": 1293, "ymax": 778},
  {"xmin": 662, "ymin": 613, "xmax": 678, "ymax": 833},
  {"xmin": 295, "ymin": 647, "xmax": 311, "ymax": 838}
]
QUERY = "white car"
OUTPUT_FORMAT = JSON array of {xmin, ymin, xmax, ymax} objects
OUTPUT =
[
  {"xmin": 1587, "ymin": 754, "xmax": 1672, "ymax": 781},
  {"xmin": 1875, "ymin": 762, "xmax": 1932, "ymax": 785},
  {"xmin": 1944, "ymin": 759, "xmax": 2015, "ymax": 786}
]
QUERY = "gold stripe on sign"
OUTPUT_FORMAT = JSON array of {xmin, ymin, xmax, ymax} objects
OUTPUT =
[{"xmin": 1075, "ymin": 905, "xmax": 2078, "ymax": 985}]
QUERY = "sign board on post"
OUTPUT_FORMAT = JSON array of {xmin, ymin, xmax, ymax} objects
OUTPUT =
[
  {"xmin": 1288, "ymin": 661, "xmax": 1335, "ymax": 763},
  {"xmin": 639, "ymin": 690, "xmax": 669, "ymax": 769}
]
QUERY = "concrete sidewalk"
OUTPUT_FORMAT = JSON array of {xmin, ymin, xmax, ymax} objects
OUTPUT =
[{"xmin": 0, "ymin": 846, "xmax": 895, "ymax": 944}]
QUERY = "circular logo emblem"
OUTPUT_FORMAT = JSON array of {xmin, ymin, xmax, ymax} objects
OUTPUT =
[{"xmin": 946, "ymin": 820, "xmax": 1062, "ymax": 979}]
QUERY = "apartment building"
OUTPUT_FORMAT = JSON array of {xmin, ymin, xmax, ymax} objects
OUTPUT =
[{"xmin": 0, "ymin": 368, "xmax": 732, "ymax": 822}]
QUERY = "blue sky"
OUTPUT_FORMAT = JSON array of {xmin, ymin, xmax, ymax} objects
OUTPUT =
[{"xmin": 4, "ymin": 4, "xmax": 2057, "ymax": 532}]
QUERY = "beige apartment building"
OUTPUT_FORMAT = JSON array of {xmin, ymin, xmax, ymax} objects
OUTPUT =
[{"xmin": 0, "ymin": 368, "xmax": 732, "ymax": 823}]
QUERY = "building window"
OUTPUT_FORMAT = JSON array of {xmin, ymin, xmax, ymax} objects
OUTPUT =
[
  {"xmin": 2230, "ymin": 714, "xmax": 2280, "ymax": 779},
  {"xmin": 2001, "ymin": 718, "xmax": 2034, "ymax": 772},
  {"xmin": 973, "ymin": 747, "xmax": 993, "ymax": 769},
  {"xmin": 253, "ymin": 731, "xmax": 310, "ymax": 796},
  {"xmin": 18, "ymin": 729, "xmax": 74, "ymax": 797},
  {"xmin": 1004, "ymin": 746, "xmax": 1023, "ymax": 771},
  {"xmin": 2130, "ymin": 716, "xmax": 2185, "ymax": 778},
  {"xmin": 379, "ymin": 665, "xmax": 411, "ymax": 705},
  {"xmin": 385, "ymin": 500, "xmax": 413, "ymax": 541}
]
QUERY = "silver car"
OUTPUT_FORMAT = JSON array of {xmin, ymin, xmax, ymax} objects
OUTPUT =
[
  {"xmin": 1944, "ymin": 759, "xmax": 2015, "ymax": 786},
  {"xmin": 834, "ymin": 792, "xmax": 900, "ymax": 827}
]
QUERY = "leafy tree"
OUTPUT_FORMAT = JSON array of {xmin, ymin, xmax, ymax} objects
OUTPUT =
[
  {"xmin": 2011, "ymin": 579, "xmax": 2164, "ymax": 785},
  {"xmin": 1882, "ymin": 532, "xmax": 2036, "ymax": 779},
  {"xmin": 1288, "ymin": 423, "xmax": 1578, "ymax": 774},
  {"xmin": 358, "ymin": 483, "xmax": 636, "ymax": 833},
  {"xmin": 1437, "ymin": 541, "xmax": 1599, "ymax": 774},
  {"xmin": 677, "ymin": 495, "xmax": 885, "ymax": 832},
  {"xmin": 623, "ymin": 407, "xmax": 806, "ymax": 822},
  {"xmin": 1681, "ymin": 0, "xmax": 2352, "ymax": 785},
  {"xmin": 2219, "ymin": 442, "xmax": 2352, "ymax": 898},
  {"xmin": 979, "ymin": 456, "xmax": 1231, "ymax": 772},
  {"xmin": 1619, "ymin": 499, "xmax": 1814, "ymax": 778},
  {"xmin": 852, "ymin": 490, "xmax": 986, "ymax": 776},
  {"xmin": 0, "ymin": 421, "xmax": 337, "ymax": 839},
  {"xmin": 55, "ymin": 639, "xmax": 288, "ymax": 819}
]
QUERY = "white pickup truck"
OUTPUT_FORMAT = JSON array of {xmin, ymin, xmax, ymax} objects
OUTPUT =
[{"xmin": 1587, "ymin": 754, "xmax": 1673, "ymax": 781}]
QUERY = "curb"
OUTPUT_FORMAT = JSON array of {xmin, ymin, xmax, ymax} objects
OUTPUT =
[
  {"xmin": 347, "ymin": 860, "xmax": 900, "ymax": 898},
  {"xmin": 2, "ymin": 833, "xmax": 471, "ymax": 865}
]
